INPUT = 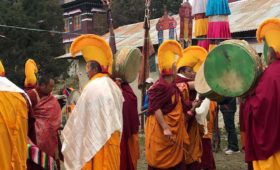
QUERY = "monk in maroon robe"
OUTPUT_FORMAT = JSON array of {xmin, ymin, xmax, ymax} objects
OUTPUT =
[
  {"xmin": 242, "ymin": 47, "xmax": 280, "ymax": 167},
  {"xmin": 146, "ymin": 75, "xmax": 191, "ymax": 170},
  {"xmin": 117, "ymin": 80, "xmax": 140, "ymax": 170},
  {"xmin": 176, "ymin": 69, "xmax": 203, "ymax": 170},
  {"xmin": 26, "ymin": 76, "xmax": 61, "ymax": 170}
]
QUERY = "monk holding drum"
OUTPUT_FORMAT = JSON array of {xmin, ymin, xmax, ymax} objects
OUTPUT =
[{"xmin": 241, "ymin": 18, "xmax": 280, "ymax": 170}]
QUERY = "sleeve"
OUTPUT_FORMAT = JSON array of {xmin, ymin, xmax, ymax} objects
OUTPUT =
[{"xmin": 195, "ymin": 98, "xmax": 210, "ymax": 115}]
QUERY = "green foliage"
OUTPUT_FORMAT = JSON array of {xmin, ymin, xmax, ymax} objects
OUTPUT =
[
  {"xmin": 0, "ymin": 0, "xmax": 67, "ymax": 87},
  {"xmin": 111, "ymin": 0, "xmax": 181, "ymax": 27},
  {"xmin": 112, "ymin": 0, "xmax": 145, "ymax": 27},
  {"xmin": 150, "ymin": 0, "xmax": 182, "ymax": 19}
]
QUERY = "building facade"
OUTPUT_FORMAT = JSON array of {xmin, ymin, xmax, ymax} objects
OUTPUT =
[{"xmin": 60, "ymin": 0, "xmax": 107, "ymax": 53}]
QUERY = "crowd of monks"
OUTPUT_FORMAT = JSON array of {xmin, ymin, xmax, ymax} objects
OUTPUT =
[{"xmin": 0, "ymin": 18, "xmax": 280, "ymax": 170}]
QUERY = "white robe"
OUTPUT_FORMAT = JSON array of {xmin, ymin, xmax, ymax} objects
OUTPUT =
[
  {"xmin": 0, "ymin": 77, "xmax": 25, "ymax": 93},
  {"xmin": 62, "ymin": 76, "xmax": 124, "ymax": 170}
]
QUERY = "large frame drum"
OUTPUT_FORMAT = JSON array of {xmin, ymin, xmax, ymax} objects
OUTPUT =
[
  {"xmin": 204, "ymin": 40, "xmax": 262, "ymax": 97},
  {"xmin": 195, "ymin": 63, "xmax": 224, "ymax": 102},
  {"xmin": 112, "ymin": 47, "xmax": 142, "ymax": 83}
]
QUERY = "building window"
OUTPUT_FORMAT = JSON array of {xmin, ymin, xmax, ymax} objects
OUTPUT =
[
  {"xmin": 73, "ymin": 15, "xmax": 81, "ymax": 30},
  {"xmin": 64, "ymin": 18, "xmax": 70, "ymax": 32}
]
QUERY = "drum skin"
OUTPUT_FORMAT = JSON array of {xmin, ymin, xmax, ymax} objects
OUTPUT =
[
  {"xmin": 112, "ymin": 47, "xmax": 142, "ymax": 83},
  {"xmin": 195, "ymin": 63, "xmax": 224, "ymax": 102},
  {"xmin": 204, "ymin": 40, "xmax": 262, "ymax": 97}
]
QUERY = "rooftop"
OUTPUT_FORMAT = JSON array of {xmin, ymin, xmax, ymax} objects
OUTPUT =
[{"xmin": 101, "ymin": 0, "xmax": 280, "ymax": 48}]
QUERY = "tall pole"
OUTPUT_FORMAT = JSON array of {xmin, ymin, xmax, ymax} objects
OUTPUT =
[
  {"xmin": 139, "ymin": 0, "xmax": 151, "ymax": 131},
  {"xmin": 102, "ymin": 0, "xmax": 117, "ymax": 54}
]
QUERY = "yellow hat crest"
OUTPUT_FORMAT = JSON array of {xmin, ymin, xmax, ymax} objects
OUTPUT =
[
  {"xmin": 70, "ymin": 34, "xmax": 113, "ymax": 73},
  {"xmin": 0, "ymin": 60, "xmax": 5, "ymax": 77},
  {"xmin": 24, "ymin": 59, "xmax": 38, "ymax": 88},
  {"xmin": 177, "ymin": 46, "xmax": 208, "ymax": 73},
  {"xmin": 158, "ymin": 40, "xmax": 183, "ymax": 75},
  {"xmin": 256, "ymin": 18, "xmax": 280, "ymax": 58}
]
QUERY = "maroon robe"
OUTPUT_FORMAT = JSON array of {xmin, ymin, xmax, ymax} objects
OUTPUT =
[
  {"xmin": 199, "ymin": 138, "xmax": 216, "ymax": 170},
  {"xmin": 26, "ymin": 89, "xmax": 61, "ymax": 157},
  {"xmin": 242, "ymin": 60, "xmax": 280, "ymax": 161},
  {"xmin": 120, "ymin": 83, "xmax": 140, "ymax": 170},
  {"xmin": 148, "ymin": 76, "xmax": 190, "ymax": 116}
]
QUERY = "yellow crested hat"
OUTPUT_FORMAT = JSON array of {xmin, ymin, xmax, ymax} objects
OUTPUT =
[
  {"xmin": 177, "ymin": 46, "xmax": 207, "ymax": 72},
  {"xmin": 256, "ymin": 18, "xmax": 280, "ymax": 58},
  {"xmin": 24, "ymin": 59, "xmax": 38, "ymax": 88},
  {"xmin": 0, "ymin": 60, "xmax": 5, "ymax": 77},
  {"xmin": 158, "ymin": 40, "xmax": 183, "ymax": 75},
  {"xmin": 70, "ymin": 34, "xmax": 113, "ymax": 73}
]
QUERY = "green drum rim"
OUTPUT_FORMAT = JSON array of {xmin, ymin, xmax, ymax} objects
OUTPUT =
[{"xmin": 204, "ymin": 42, "xmax": 257, "ymax": 97}]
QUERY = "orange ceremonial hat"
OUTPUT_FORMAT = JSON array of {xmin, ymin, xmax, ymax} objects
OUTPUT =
[
  {"xmin": 177, "ymin": 46, "xmax": 207, "ymax": 73},
  {"xmin": 0, "ymin": 60, "xmax": 5, "ymax": 77},
  {"xmin": 158, "ymin": 40, "xmax": 183, "ymax": 75},
  {"xmin": 257, "ymin": 18, "xmax": 280, "ymax": 58},
  {"xmin": 70, "ymin": 34, "xmax": 113, "ymax": 73},
  {"xmin": 24, "ymin": 59, "xmax": 38, "ymax": 88}
]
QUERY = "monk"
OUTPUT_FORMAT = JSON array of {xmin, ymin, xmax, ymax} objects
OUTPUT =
[
  {"xmin": 0, "ymin": 76, "xmax": 29, "ymax": 170},
  {"xmin": 242, "ymin": 18, "xmax": 280, "ymax": 170},
  {"xmin": 145, "ymin": 40, "xmax": 199, "ymax": 170},
  {"xmin": 62, "ymin": 34, "xmax": 124, "ymax": 170},
  {"xmin": 195, "ymin": 98, "xmax": 217, "ymax": 170},
  {"xmin": 26, "ymin": 75, "xmax": 61, "ymax": 158},
  {"xmin": 116, "ymin": 78, "xmax": 140, "ymax": 170},
  {"xmin": 176, "ymin": 46, "xmax": 207, "ymax": 169}
]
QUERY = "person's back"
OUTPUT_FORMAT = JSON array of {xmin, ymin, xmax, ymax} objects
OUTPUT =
[
  {"xmin": 117, "ymin": 81, "xmax": 140, "ymax": 170},
  {"xmin": 0, "ymin": 77, "xmax": 28, "ymax": 170}
]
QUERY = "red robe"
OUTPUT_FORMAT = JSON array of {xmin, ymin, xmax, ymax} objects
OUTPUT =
[
  {"xmin": 26, "ymin": 89, "xmax": 61, "ymax": 157},
  {"xmin": 242, "ymin": 60, "xmax": 280, "ymax": 162},
  {"xmin": 120, "ymin": 83, "xmax": 140, "ymax": 170}
]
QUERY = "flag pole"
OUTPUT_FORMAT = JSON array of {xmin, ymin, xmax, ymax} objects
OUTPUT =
[{"xmin": 138, "ymin": 0, "xmax": 152, "ymax": 131}]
